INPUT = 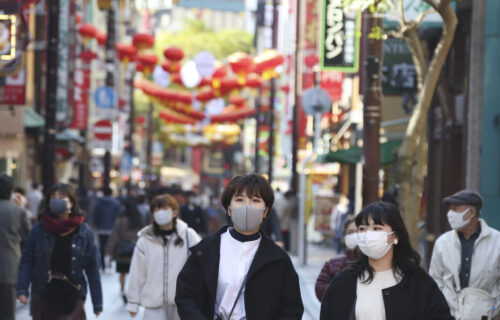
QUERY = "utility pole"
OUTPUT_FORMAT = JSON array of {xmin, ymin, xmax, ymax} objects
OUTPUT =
[
  {"xmin": 267, "ymin": 0, "xmax": 278, "ymax": 184},
  {"xmin": 103, "ymin": 4, "xmax": 116, "ymax": 189},
  {"xmin": 42, "ymin": 0, "xmax": 60, "ymax": 191},
  {"xmin": 361, "ymin": 10, "xmax": 383, "ymax": 205},
  {"xmin": 254, "ymin": 88, "xmax": 262, "ymax": 174},
  {"xmin": 291, "ymin": 0, "xmax": 303, "ymax": 193}
]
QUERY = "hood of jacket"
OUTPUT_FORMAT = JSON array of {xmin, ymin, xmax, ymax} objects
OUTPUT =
[{"xmin": 137, "ymin": 218, "xmax": 190, "ymax": 243}]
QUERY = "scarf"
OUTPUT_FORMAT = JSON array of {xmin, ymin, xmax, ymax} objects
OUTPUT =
[{"xmin": 42, "ymin": 214, "xmax": 85, "ymax": 235}]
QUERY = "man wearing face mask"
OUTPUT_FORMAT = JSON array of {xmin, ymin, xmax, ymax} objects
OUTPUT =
[
  {"xmin": 175, "ymin": 173, "xmax": 303, "ymax": 320},
  {"xmin": 429, "ymin": 190, "xmax": 500, "ymax": 320}
]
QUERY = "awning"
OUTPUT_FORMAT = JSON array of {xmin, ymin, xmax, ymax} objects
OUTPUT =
[
  {"xmin": 321, "ymin": 140, "xmax": 402, "ymax": 165},
  {"xmin": 24, "ymin": 107, "xmax": 45, "ymax": 128},
  {"xmin": 56, "ymin": 129, "xmax": 84, "ymax": 143}
]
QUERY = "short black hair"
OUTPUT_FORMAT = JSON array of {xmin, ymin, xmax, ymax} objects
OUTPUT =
[
  {"xmin": 31, "ymin": 182, "xmax": 39, "ymax": 189},
  {"xmin": 220, "ymin": 173, "xmax": 274, "ymax": 211},
  {"xmin": 0, "ymin": 173, "xmax": 14, "ymax": 200},
  {"xmin": 102, "ymin": 186, "xmax": 113, "ymax": 196}
]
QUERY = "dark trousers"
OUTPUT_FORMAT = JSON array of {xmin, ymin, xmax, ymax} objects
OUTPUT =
[
  {"xmin": 0, "ymin": 283, "xmax": 16, "ymax": 320},
  {"xmin": 98, "ymin": 234, "xmax": 109, "ymax": 270}
]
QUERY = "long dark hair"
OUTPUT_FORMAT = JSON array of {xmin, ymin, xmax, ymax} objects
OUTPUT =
[
  {"xmin": 150, "ymin": 194, "xmax": 183, "ymax": 246},
  {"xmin": 123, "ymin": 198, "xmax": 144, "ymax": 230},
  {"xmin": 40, "ymin": 183, "xmax": 82, "ymax": 219},
  {"xmin": 349, "ymin": 201, "xmax": 425, "ymax": 283}
]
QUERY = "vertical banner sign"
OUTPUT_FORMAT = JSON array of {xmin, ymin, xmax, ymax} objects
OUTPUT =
[
  {"xmin": 69, "ymin": 67, "xmax": 90, "ymax": 129},
  {"xmin": 299, "ymin": 0, "xmax": 318, "ymax": 149},
  {"xmin": 56, "ymin": 0, "xmax": 70, "ymax": 123},
  {"xmin": 320, "ymin": 0, "xmax": 360, "ymax": 72}
]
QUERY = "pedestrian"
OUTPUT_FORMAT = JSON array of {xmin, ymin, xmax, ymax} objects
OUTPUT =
[
  {"xmin": 175, "ymin": 173, "xmax": 304, "ymax": 320},
  {"xmin": 27, "ymin": 182, "xmax": 43, "ymax": 223},
  {"xmin": 105, "ymin": 197, "xmax": 145, "ymax": 303},
  {"xmin": 17, "ymin": 183, "xmax": 102, "ymax": 319},
  {"xmin": 330, "ymin": 195, "xmax": 350, "ymax": 254},
  {"xmin": 0, "ymin": 173, "xmax": 31, "ymax": 320},
  {"xmin": 315, "ymin": 216, "xmax": 359, "ymax": 301},
  {"xmin": 429, "ymin": 190, "xmax": 500, "ymax": 320},
  {"xmin": 92, "ymin": 186, "xmax": 122, "ymax": 270},
  {"xmin": 126, "ymin": 194, "xmax": 201, "ymax": 320},
  {"xmin": 180, "ymin": 190, "xmax": 207, "ymax": 237},
  {"xmin": 320, "ymin": 201, "xmax": 452, "ymax": 320}
]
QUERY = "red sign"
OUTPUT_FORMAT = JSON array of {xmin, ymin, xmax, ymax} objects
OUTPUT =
[
  {"xmin": 0, "ymin": 70, "xmax": 26, "ymax": 105},
  {"xmin": 320, "ymin": 71, "xmax": 343, "ymax": 101},
  {"xmin": 93, "ymin": 119, "xmax": 112, "ymax": 140},
  {"xmin": 70, "ymin": 68, "xmax": 90, "ymax": 129}
]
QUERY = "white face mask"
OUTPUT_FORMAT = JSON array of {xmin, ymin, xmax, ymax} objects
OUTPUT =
[
  {"xmin": 447, "ymin": 208, "xmax": 471, "ymax": 230},
  {"xmin": 345, "ymin": 233, "xmax": 358, "ymax": 250},
  {"xmin": 357, "ymin": 230, "xmax": 395, "ymax": 259},
  {"xmin": 154, "ymin": 209, "xmax": 173, "ymax": 226}
]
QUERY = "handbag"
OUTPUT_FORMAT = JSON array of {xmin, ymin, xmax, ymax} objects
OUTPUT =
[
  {"xmin": 453, "ymin": 271, "xmax": 493, "ymax": 320},
  {"xmin": 115, "ymin": 241, "xmax": 136, "ymax": 257},
  {"xmin": 43, "ymin": 271, "xmax": 81, "ymax": 314}
]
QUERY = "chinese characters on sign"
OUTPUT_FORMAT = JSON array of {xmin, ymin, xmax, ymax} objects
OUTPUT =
[{"xmin": 321, "ymin": 0, "xmax": 360, "ymax": 72}]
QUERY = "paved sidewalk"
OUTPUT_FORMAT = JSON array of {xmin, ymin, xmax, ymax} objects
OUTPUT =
[{"xmin": 291, "ymin": 242, "xmax": 335, "ymax": 320}]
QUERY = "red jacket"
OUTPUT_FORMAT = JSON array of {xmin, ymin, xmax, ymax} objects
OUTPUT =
[{"xmin": 315, "ymin": 250, "xmax": 356, "ymax": 301}]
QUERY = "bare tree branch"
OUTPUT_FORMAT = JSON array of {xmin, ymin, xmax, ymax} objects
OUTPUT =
[{"xmin": 415, "ymin": 9, "xmax": 436, "ymax": 27}]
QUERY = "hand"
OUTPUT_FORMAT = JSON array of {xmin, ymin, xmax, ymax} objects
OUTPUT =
[
  {"xmin": 275, "ymin": 241, "xmax": 285, "ymax": 248},
  {"xmin": 129, "ymin": 311, "xmax": 137, "ymax": 317},
  {"xmin": 18, "ymin": 295, "xmax": 29, "ymax": 305},
  {"xmin": 95, "ymin": 312, "xmax": 101, "ymax": 317},
  {"xmin": 13, "ymin": 193, "xmax": 24, "ymax": 207}
]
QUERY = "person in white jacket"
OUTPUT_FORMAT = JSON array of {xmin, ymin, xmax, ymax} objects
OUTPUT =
[
  {"xmin": 126, "ymin": 194, "xmax": 201, "ymax": 320},
  {"xmin": 429, "ymin": 190, "xmax": 500, "ymax": 320}
]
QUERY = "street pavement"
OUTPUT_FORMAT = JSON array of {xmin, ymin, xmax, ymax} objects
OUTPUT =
[{"xmin": 15, "ymin": 243, "xmax": 334, "ymax": 320}]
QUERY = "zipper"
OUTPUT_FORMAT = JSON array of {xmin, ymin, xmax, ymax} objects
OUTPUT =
[{"xmin": 164, "ymin": 237, "xmax": 169, "ymax": 304}]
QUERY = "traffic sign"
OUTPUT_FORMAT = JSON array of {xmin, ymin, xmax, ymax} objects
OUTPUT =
[
  {"xmin": 93, "ymin": 119, "xmax": 113, "ymax": 140},
  {"xmin": 302, "ymin": 87, "xmax": 332, "ymax": 115},
  {"xmin": 94, "ymin": 86, "xmax": 115, "ymax": 109}
]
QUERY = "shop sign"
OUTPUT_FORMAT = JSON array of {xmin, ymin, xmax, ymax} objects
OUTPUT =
[
  {"xmin": 382, "ymin": 37, "xmax": 416, "ymax": 94},
  {"xmin": 0, "ymin": 69, "xmax": 25, "ymax": 104},
  {"xmin": 69, "ymin": 68, "xmax": 90, "ymax": 129},
  {"xmin": 320, "ymin": 0, "xmax": 360, "ymax": 72}
]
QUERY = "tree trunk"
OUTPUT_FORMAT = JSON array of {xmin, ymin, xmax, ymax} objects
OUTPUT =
[{"xmin": 397, "ymin": 1, "xmax": 457, "ymax": 249}]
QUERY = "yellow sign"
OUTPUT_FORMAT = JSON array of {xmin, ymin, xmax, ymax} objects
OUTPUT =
[
  {"xmin": 97, "ymin": 0, "xmax": 112, "ymax": 10},
  {"xmin": 0, "ymin": 15, "xmax": 16, "ymax": 61}
]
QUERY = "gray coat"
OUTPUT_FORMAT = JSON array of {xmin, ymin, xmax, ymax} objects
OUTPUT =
[{"xmin": 0, "ymin": 199, "xmax": 30, "ymax": 284}]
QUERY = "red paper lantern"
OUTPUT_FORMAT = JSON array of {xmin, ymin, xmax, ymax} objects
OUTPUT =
[
  {"xmin": 229, "ymin": 96, "xmax": 245, "ymax": 107},
  {"xmin": 161, "ymin": 60, "xmax": 181, "ymax": 73},
  {"xmin": 78, "ymin": 23, "xmax": 97, "ymax": 39},
  {"xmin": 171, "ymin": 73, "xmax": 183, "ymax": 86},
  {"xmin": 245, "ymin": 74, "xmax": 263, "ymax": 88},
  {"xmin": 137, "ymin": 53, "xmax": 158, "ymax": 75},
  {"xmin": 220, "ymin": 78, "xmax": 240, "ymax": 95},
  {"xmin": 132, "ymin": 33, "xmax": 154, "ymax": 51},
  {"xmin": 253, "ymin": 50, "xmax": 285, "ymax": 80},
  {"xmin": 79, "ymin": 50, "xmax": 98, "ymax": 64},
  {"xmin": 163, "ymin": 47, "xmax": 184, "ymax": 62},
  {"xmin": 197, "ymin": 78, "xmax": 212, "ymax": 87},
  {"xmin": 228, "ymin": 52, "xmax": 254, "ymax": 85},
  {"xmin": 195, "ymin": 89, "xmax": 215, "ymax": 103},
  {"xmin": 75, "ymin": 14, "xmax": 82, "ymax": 25},
  {"xmin": 136, "ymin": 115, "xmax": 146, "ymax": 124},
  {"xmin": 211, "ymin": 107, "xmax": 256, "ymax": 123},
  {"xmin": 304, "ymin": 54, "xmax": 319, "ymax": 69},
  {"xmin": 96, "ymin": 31, "xmax": 107, "ymax": 46},
  {"xmin": 135, "ymin": 62, "xmax": 145, "ymax": 73},
  {"xmin": 116, "ymin": 43, "xmax": 138, "ymax": 64}
]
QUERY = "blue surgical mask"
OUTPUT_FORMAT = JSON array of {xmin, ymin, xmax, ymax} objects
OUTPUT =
[{"xmin": 49, "ymin": 198, "xmax": 68, "ymax": 215}]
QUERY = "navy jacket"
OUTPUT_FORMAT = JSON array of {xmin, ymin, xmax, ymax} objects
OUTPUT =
[
  {"xmin": 175, "ymin": 226, "xmax": 303, "ymax": 320},
  {"xmin": 320, "ymin": 269, "xmax": 453, "ymax": 320},
  {"xmin": 17, "ymin": 222, "xmax": 103, "ymax": 313},
  {"xmin": 92, "ymin": 197, "xmax": 121, "ymax": 231}
]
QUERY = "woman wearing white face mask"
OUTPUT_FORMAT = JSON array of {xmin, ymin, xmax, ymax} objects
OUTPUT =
[
  {"xmin": 320, "ymin": 201, "xmax": 453, "ymax": 320},
  {"xmin": 126, "ymin": 194, "xmax": 201, "ymax": 320},
  {"xmin": 175, "ymin": 173, "xmax": 304, "ymax": 320}
]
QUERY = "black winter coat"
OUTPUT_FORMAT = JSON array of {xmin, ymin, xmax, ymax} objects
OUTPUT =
[
  {"xmin": 320, "ymin": 269, "xmax": 453, "ymax": 320},
  {"xmin": 175, "ymin": 226, "xmax": 303, "ymax": 320}
]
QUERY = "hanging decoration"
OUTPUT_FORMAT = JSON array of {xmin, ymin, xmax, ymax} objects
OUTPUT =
[
  {"xmin": 116, "ymin": 43, "xmax": 138, "ymax": 66},
  {"xmin": 132, "ymin": 33, "xmax": 154, "ymax": 52},
  {"xmin": 78, "ymin": 23, "xmax": 97, "ymax": 45},
  {"xmin": 137, "ymin": 53, "xmax": 158, "ymax": 75},
  {"xmin": 228, "ymin": 52, "xmax": 254, "ymax": 86},
  {"xmin": 253, "ymin": 50, "xmax": 285, "ymax": 80}
]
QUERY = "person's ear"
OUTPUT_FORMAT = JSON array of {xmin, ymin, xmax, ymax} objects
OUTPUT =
[
  {"xmin": 227, "ymin": 208, "xmax": 232, "ymax": 217},
  {"xmin": 262, "ymin": 208, "xmax": 269, "ymax": 219}
]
